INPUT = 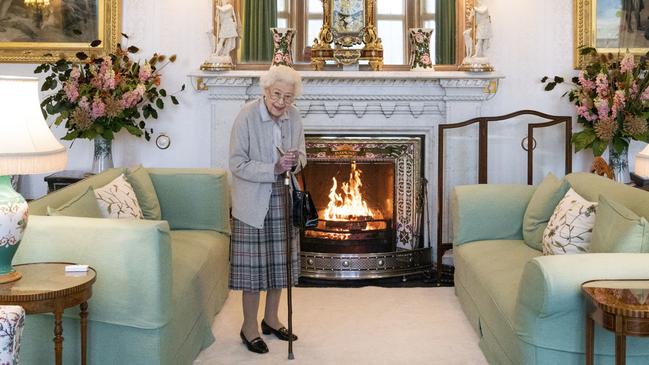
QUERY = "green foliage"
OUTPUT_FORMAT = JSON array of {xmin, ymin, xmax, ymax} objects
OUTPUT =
[{"xmin": 34, "ymin": 37, "xmax": 182, "ymax": 142}]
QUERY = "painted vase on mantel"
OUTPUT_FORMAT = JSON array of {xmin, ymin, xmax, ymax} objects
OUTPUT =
[
  {"xmin": 409, "ymin": 28, "xmax": 434, "ymax": 71},
  {"xmin": 91, "ymin": 136, "xmax": 114, "ymax": 174},
  {"xmin": 270, "ymin": 28, "xmax": 295, "ymax": 67},
  {"xmin": 608, "ymin": 142, "xmax": 630, "ymax": 184}
]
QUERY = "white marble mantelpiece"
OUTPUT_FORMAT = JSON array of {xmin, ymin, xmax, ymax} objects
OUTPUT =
[{"xmin": 192, "ymin": 69, "xmax": 504, "ymax": 255}]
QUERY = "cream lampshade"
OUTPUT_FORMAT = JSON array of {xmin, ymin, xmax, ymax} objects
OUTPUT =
[
  {"xmin": 0, "ymin": 76, "xmax": 67, "ymax": 283},
  {"xmin": 634, "ymin": 145, "xmax": 649, "ymax": 179}
]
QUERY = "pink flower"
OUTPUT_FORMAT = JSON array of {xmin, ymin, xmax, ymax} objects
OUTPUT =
[
  {"xmin": 63, "ymin": 82, "xmax": 79, "ymax": 102},
  {"xmin": 595, "ymin": 73, "xmax": 609, "ymax": 97},
  {"xmin": 138, "ymin": 63, "xmax": 152, "ymax": 82},
  {"xmin": 578, "ymin": 71, "xmax": 595, "ymax": 92},
  {"xmin": 90, "ymin": 57, "xmax": 116, "ymax": 91},
  {"xmin": 90, "ymin": 98, "xmax": 106, "ymax": 120},
  {"xmin": 641, "ymin": 87, "xmax": 649, "ymax": 101},
  {"xmin": 620, "ymin": 54, "xmax": 635, "ymax": 73},
  {"xmin": 78, "ymin": 96, "xmax": 91, "ymax": 112},
  {"xmin": 576, "ymin": 105, "xmax": 597, "ymax": 122},
  {"xmin": 594, "ymin": 97, "xmax": 610, "ymax": 119},
  {"xmin": 70, "ymin": 66, "xmax": 81, "ymax": 80},
  {"xmin": 415, "ymin": 32, "xmax": 425, "ymax": 44},
  {"xmin": 273, "ymin": 52, "xmax": 284, "ymax": 64},
  {"xmin": 420, "ymin": 53, "xmax": 431, "ymax": 65},
  {"xmin": 630, "ymin": 81, "xmax": 639, "ymax": 98},
  {"xmin": 611, "ymin": 89, "xmax": 626, "ymax": 116},
  {"xmin": 283, "ymin": 54, "xmax": 292, "ymax": 65},
  {"xmin": 120, "ymin": 84, "xmax": 146, "ymax": 109}
]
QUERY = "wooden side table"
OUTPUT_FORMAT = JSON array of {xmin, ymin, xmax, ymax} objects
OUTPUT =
[
  {"xmin": 44, "ymin": 170, "xmax": 90, "ymax": 192},
  {"xmin": 0, "ymin": 262, "xmax": 96, "ymax": 365},
  {"xmin": 582, "ymin": 280, "xmax": 649, "ymax": 365}
]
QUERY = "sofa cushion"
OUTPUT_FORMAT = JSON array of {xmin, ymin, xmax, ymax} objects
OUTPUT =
[
  {"xmin": 542, "ymin": 188, "xmax": 597, "ymax": 255},
  {"xmin": 454, "ymin": 240, "xmax": 540, "ymax": 365},
  {"xmin": 94, "ymin": 174, "xmax": 144, "ymax": 219},
  {"xmin": 591, "ymin": 195, "xmax": 649, "ymax": 253},
  {"xmin": 567, "ymin": 172, "xmax": 649, "ymax": 219},
  {"xmin": 126, "ymin": 165, "xmax": 162, "ymax": 220},
  {"xmin": 523, "ymin": 173, "xmax": 570, "ymax": 251},
  {"xmin": 47, "ymin": 187, "xmax": 103, "ymax": 218},
  {"xmin": 149, "ymin": 169, "xmax": 230, "ymax": 232}
]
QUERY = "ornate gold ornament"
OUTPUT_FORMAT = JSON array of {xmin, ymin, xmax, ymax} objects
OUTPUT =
[{"xmin": 311, "ymin": 0, "xmax": 383, "ymax": 71}]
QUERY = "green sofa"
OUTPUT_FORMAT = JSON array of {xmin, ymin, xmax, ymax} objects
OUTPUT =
[
  {"xmin": 14, "ymin": 168, "xmax": 231, "ymax": 365},
  {"xmin": 451, "ymin": 172, "xmax": 649, "ymax": 365}
]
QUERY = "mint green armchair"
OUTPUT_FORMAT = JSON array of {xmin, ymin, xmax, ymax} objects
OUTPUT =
[{"xmin": 14, "ymin": 168, "xmax": 231, "ymax": 365}]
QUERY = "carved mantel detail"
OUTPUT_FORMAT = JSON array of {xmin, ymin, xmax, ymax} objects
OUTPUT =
[{"xmin": 192, "ymin": 70, "xmax": 502, "ymax": 119}]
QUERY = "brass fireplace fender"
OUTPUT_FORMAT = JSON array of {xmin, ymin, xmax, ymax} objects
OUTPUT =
[{"xmin": 301, "ymin": 248, "xmax": 432, "ymax": 280}]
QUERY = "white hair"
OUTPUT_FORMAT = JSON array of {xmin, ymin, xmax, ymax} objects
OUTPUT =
[{"xmin": 259, "ymin": 65, "xmax": 302, "ymax": 97}]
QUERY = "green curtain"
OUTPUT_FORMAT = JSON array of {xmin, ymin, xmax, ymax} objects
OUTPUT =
[
  {"xmin": 241, "ymin": 0, "xmax": 277, "ymax": 62},
  {"xmin": 435, "ymin": 0, "xmax": 456, "ymax": 65}
]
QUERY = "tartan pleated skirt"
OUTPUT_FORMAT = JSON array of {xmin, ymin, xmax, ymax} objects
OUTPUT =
[{"xmin": 229, "ymin": 179, "xmax": 299, "ymax": 292}]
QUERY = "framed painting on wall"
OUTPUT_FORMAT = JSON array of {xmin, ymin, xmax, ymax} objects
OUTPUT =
[
  {"xmin": 0, "ymin": 0, "xmax": 120, "ymax": 63},
  {"xmin": 575, "ymin": 0, "xmax": 649, "ymax": 68}
]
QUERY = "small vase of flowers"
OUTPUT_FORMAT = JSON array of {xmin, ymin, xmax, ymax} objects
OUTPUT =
[
  {"xmin": 35, "ymin": 38, "xmax": 183, "ymax": 173},
  {"xmin": 542, "ymin": 47, "xmax": 649, "ymax": 182}
]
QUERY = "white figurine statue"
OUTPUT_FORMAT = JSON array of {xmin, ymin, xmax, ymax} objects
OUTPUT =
[
  {"xmin": 463, "ymin": 28, "xmax": 473, "ymax": 61},
  {"xmin": 472, "ymin": 0, "xmax": 492, "ymax": 59},
  {"xmin": 459, "ymin": 0, "xmax": 493, "ymax": 72},
  {"xmin": 202, "ymin": 0, "xmax": 240, "ymax": 71}
]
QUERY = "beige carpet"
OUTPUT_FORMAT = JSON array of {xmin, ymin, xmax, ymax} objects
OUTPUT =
[{"xmin": 194, "ymin": 287, "xmax": 488, "ymax": 365}]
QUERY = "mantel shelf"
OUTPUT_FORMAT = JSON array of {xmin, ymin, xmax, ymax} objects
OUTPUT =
[{"xmin": 189, "ymin": 69, "xmax": 504, "ymax": 81}]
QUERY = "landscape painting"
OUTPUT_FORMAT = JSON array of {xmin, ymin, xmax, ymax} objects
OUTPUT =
[{"xmin": 0, "ymin": 0, "xmax": 120, "ymax": 63}]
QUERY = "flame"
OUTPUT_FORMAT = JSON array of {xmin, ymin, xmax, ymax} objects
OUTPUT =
[{"xmin": 323, "ymin": 162, "xmax": 376, "ymax": 221}]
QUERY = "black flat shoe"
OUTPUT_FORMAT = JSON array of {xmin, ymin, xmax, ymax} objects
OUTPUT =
[
  {"xmin": 261, "ymin": 320, "xmax": 298, "ymax": 341},
  {"xmin": 240, "ymin": 331, "xmax": 269, "ymax": 354}
]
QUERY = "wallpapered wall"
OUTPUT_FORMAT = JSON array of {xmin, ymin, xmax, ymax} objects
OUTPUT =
[{"xmin": 0, "ymin": 0, "xmax": 644, "ymax": 198}]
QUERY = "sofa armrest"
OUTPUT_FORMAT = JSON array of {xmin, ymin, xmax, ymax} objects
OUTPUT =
[
  {"xmin": 515, "ymin": 254, "xmax": 649, "ymax": 350},
  {"xmin": 451, "ymin": 184, "xmax": 535, "ymax": 245},
  {"xmin": 519, "ymin": 254, "xmax": 649, "ymax": 316},
  {"xmin": 14, "ymin": 216, "xmax": 172, "ymax": 330},
  {"xmin": 147, "ymin": 168, "xmax": 230, "ymax": 234}
]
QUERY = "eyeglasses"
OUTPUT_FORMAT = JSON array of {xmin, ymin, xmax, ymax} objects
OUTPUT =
[{"xmin": 268, "ymin": 90, "xmax": 295, "ymax": 104}]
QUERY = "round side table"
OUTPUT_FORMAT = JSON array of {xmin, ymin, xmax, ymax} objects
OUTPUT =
[
  {"xmin": 0, "ymin": 262, "xmax": 96, "ymax": 365},
  {"xmin": 582, "ymin": 279, "xmax": 649, "ymax": 365}
]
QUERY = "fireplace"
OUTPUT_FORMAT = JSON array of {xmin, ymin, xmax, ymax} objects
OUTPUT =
[
  {"xmin": 196, "ymin": 70, "xmax": 503, "ymax": 280},
  {"xmin": 299, "ymin": 135, "xmax": 432, "ymax": 279}
]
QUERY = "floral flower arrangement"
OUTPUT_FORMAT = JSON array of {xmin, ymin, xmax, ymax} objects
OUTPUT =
[
  {"xmin": 35, "ymin": 38, "xmax": 183, "ymax": 142},
  {"xmin": 542, "ymin": 47, "xmax": 649, "ymax": 156}
]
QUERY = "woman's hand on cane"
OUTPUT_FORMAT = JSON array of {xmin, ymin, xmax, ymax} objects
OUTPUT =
[{"xmin": 274, "ymin": 150, "xmax": 298, "ymax": 174}]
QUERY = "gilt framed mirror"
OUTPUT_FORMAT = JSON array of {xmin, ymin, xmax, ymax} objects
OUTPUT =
[{"xmin": 218, "ymin": 0, "xmax": 470, "ymax": 70}]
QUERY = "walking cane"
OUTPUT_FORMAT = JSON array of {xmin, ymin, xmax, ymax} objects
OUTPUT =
[{"xmin": 283, "ymin": 170, "xmax": 295, "ymax": 360}]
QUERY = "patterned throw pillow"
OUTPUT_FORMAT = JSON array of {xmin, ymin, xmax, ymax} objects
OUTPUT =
[
  {"xmin": 542, "ymin": 188, "xmax": 598, "ymax": 255},
  {"xmin": 94, "ymin": 174, "xmax": 143, "ymax": 219}
]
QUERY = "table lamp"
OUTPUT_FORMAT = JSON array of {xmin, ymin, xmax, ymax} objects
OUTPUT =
[
  {"xmin": 631, "ymin": 144, "xmax": 649, "ymax": 187},
  {"xmin": 0, "ymin": 76, "xmax": 67, "ymax": 283}
]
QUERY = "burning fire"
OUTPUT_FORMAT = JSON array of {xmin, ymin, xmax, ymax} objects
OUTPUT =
[{"xmin": 323, "ymin": 162, "xmax": 379, "ymax": 221}]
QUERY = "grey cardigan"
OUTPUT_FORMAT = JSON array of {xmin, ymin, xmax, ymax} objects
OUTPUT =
[{"xmin": 229, "ymin": 98, "xmax": 306, "ymax": 228}]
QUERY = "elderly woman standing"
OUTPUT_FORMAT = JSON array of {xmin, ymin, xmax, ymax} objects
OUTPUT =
[{"xmin": 229, "ymin": 65, "xmax": 305, "ymax": 354}]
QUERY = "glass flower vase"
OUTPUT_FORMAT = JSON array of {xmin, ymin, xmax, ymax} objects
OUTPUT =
[
  {"xmin": 91, "ymin": 136, "xmax": 114, "ymax": 174},
  {"xmin": 608, "ymin": 142, "xmax": 630, "ymax": 184},
  {"xmin": 270, "ymin": 28, "xmax": 295, "ymax": 67}
]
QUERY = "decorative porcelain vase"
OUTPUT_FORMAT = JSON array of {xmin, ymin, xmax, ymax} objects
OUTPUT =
[
  {"xmin": 0, "ymin": 175, "xmax": 27, "ymax": 283},
  {"xmin": 91, "ymin": 136, "xmax": 114, "ymax": 174},
  {"xmin": 409, "ymin": 28, "xmax": 434, "ymax": 71},
  {"xmin": 270, "ymin": 28, "xmax": 295, "ymax": 67},
  {"xmin": 608, "ymin": 142, "xmax": 630, "ymax": 183}
]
